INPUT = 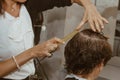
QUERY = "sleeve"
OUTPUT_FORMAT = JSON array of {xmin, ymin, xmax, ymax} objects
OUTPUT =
[{"xmin": 25, "ymin": 0, "xmax": 72, "ymax": 12}]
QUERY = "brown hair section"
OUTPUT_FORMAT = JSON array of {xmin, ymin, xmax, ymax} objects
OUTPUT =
[{"xmin": 64, "ymin": 29, "xmax": 112, "ymax": 75}]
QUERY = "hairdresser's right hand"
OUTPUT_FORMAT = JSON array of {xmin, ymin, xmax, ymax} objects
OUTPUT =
[{"xmin": 30, "ymin": 37, "xmax": 64, "ymax": 58}]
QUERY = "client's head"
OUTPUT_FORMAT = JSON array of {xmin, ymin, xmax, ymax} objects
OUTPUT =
[{"xmin": 64, "ymin": 29, "xmax": 112, "ymax": 79}]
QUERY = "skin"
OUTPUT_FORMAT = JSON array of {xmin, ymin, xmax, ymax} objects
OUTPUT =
[
  {"xmin": 72, "ymin": 0, "xmax": 109, "ymax": 32},
  {"xmin": 0, "ymin": 37, "xmax": 64, "ymax": 77},
  {"xmin": 3, "ymin": 0, "xmax": 109, "ymax": 31},
  {"xmin": 0, "ymin": 0, "xmax": 64, "ymax": 77},
  {"xmin": 2, "ymin": 0, "xmax": 22, "ymax": 17},
  {"xmin": 0, "ymin": 0, "xmax": 108, "ymax": 78},
  {"xmin": 76, "ymin": 63, "xmax": 104, "ymax": 80}
]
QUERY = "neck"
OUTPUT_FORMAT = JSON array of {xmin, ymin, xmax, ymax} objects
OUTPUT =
[
  {"xmin": 2, "ymin": 0, "xmax": 21, "ymax": 17},
  {"xmin": 77, "ymin": 64, "xmax": 103, "ymax": 80},
  {"xmin": 4, "ymin": 0, "xmax": 17, "ymax": 7},
  {"xmin": 76, "ymin": 74, "xmax": 93, "ymax": 80},
  {"xmin": 76, "ymin": 70, "xmax": 98, "ymax": 80},
  {"xmin": 3, "ymin": 0, "xmax": 21, "ymax": 11}
]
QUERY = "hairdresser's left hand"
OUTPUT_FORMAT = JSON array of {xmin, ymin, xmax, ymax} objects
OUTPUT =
[{"xmin": 73, "ymin": 0, "xmax": 109, "ymax": 32}]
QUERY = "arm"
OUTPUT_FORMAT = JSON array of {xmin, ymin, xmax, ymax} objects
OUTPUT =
[
  {"xmin": 25, "ymin": 0, "xmax": 108, "ymax": 32},
  {"xmin": 0, "ymin": 49, "xmax": 33, "ymax": 77},
  {"xmin": 0, "ymin": 37, "xmax": 64, "ymax": 77},
  {"xmin": 25, "ymin": 0, "xmax": 72, "ymax": 12}
]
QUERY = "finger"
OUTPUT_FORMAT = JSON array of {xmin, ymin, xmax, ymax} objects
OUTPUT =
[
  {"xmin": 48, "ymin": 53, "xmax": 53, "ymax": 58},
  {"xmin": 94, "ymin": 19, "xmax": 101, "ymax": 32},
  {"xmin": 45, "ymin": 52, "xmax": 52, "ymax": 57},
  {"xmin": 51, "ymin": 37, "xmax": 65, "ymax": 44},
  {"xmin": 76, "ymin": 12, "xmax": 87, "ymax": 30},
  {"xmin": 97, "ymin": 18, "xmax": 104, "ymax": 29},
  {"xmin": 89, "ymin": 20, "xmax": 96, "ymax": 32},
  {"xmin": 76, "ymin": 21, "xmax": 86, "ymax": 31},
  {"xmin": 49, "ymin": 44, "xmax": 58, "ymax": 51},
  {"xmin": 102, "ymin": 17, "xmax": 109, "ymax": 24},
  {"xmin": 46, "ymin": 43, "xmax": 58, "ymax": 53}
]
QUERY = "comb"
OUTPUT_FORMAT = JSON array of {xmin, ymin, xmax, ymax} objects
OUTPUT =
[{"xmin": 61, "ymin": 29, "xmax": 79, "ymax": 42}]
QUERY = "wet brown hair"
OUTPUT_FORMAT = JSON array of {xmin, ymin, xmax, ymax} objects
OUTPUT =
[{"xmin": 64, "ymin": 29, "xmax": 112, "ymax": 75}]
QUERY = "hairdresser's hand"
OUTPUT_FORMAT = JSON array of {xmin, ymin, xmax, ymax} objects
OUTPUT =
[
  {"xmin": 72, "ymin": 0, "xmax": 109, "ymax": 32},
  {"xmin": 76, "ymin": 4, "xmax": 108, "ymax": 32},
  {"xmin": 31, "ymin": 37, "xmax": 64, "ymax": 58}
]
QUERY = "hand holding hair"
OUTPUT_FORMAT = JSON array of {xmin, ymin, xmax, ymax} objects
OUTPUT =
[{"xmin": 72, "ymin": 0, "xmax": 109, "ymax": 32}]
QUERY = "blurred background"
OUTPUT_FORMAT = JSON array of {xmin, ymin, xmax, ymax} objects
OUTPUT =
[{"xmin": 32, "ymin": 0, "xmax": 120, "ymax": 80}]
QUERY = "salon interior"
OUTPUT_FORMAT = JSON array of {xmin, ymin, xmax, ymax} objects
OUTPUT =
[{"xmin": 32, "ymin": 0, "xmax": 120, "ymax": 80}]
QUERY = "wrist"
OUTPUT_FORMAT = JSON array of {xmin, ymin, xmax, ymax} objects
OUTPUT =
[
  {"xmin": 71, "ymin": 0, "xmax": 74, "ymax": 3},
  {"xmin": 83, "ymin": 2, "xmax": 93, "ymax": 9},
  {"xmin": 72, "ymin": 0, "xmax": 93, "ymax": 8},
  {"xmin": 25, "ymin": 48, "xmax": 36, "ymax": 59}
]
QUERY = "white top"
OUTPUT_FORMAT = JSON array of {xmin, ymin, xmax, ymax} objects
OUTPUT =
[
  {"xmin": 0, "ymin": 5, "xmax": 35, "ymax": 79},
  {"xmin": 65, "ymin": 74, "xmax": 87, "ymax": 80}
]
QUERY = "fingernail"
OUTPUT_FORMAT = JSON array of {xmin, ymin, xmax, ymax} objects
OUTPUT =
[
  {"xmin": 98, "ymin": 29, "xmax": 101, "ymax": 32},
  {"xmin": 48, "ymin": 53, "xmax": 53, "ymax": 58},
  {"xmin": 107, "ymin": 21, "xmax": 109, "ymax": 23},
  {"xmin": 93, "ymin": 29, "xmax": 96, "ymax": 32},
  {"xmin": 101, "ymin": 26, "xmax": 104, "ymax": 29},
  {"xmin": 54, "ymin": 44, "xmax": 57, "ymax": 47},
  {"xmin": 62, "ymin": 41, "xmax": 65, "ymax": 44},
  {"xmin": 47, "ymin": 53, "xmax": 51, "ymax": 56}
]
